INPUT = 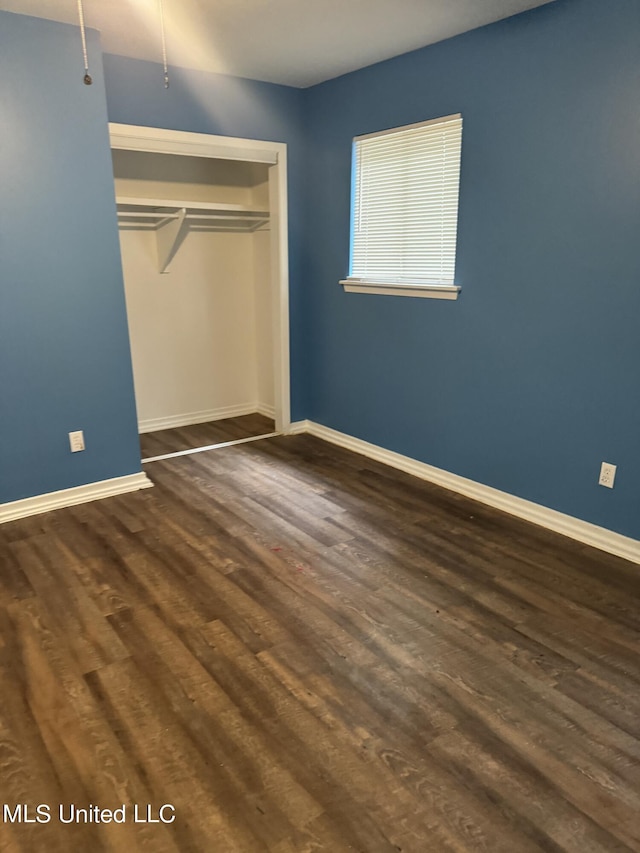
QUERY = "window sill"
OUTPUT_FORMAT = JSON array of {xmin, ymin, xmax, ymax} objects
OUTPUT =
[{"xmin": 339, "ymin": 280, "xmax": 460, "ymax": 300}]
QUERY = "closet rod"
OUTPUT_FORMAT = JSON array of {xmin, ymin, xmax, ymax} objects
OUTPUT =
[
  {"xmin": 116, "ymin": 212, "xmax": 268, "ymax": 221},
  {"xmin": 117, "ymin": 211, "xmax": 181, "ymax": 219}
]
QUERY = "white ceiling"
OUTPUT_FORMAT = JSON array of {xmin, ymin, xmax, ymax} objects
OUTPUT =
[{"xmin": 0, "ymin": 0, "xmax": 556, "ymax": 88}]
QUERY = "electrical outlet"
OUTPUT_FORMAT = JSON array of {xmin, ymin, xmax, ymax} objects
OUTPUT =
[
  {"xmin": 69, "ymin": 430, "xmax": 85, "ymax": 453},
  {"xmin": 598, "ymin": 461, "xmax": 616, "ymax": 489}
]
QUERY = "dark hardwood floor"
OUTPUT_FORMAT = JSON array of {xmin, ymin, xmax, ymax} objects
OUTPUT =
[
  {"xmin": 1, "ymin": 433, "xmax": 639, "ymax": 852},
  {"xmin": 139, "ymin": 413, "xmax": 276, "ymax": 459}
]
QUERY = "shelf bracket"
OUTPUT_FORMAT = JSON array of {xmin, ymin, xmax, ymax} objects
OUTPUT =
[{"xmin": 156, "ymin": 208, "xmax": 187, "ymax": 273}]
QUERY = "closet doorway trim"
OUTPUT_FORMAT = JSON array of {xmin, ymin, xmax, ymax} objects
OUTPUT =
[{"xmin": 109, "ymin": 123, "xmax": 291, "ymax": 433}]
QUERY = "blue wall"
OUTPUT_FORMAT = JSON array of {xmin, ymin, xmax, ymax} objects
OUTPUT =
[
  {"xmin": 301, "ymin": 0, "xmax": 640, "ymax": 539},
  {"xmin": 3, "ymin": 1, "xmax": 640, "ymax": 542},
  {"xmin": 0, "ymin": 12, "xmax": 142, "ymax": 502},
  {"xmin": 102, "ymin": 55, "xmax": 309, "ymax": 420}
]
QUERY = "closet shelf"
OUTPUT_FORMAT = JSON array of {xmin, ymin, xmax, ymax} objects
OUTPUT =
[
  {"xmin": 116, "ymin": 196, "xmax": 270, "ymax": 273},
  {"xmin": 116, "ymin": 196, "xmax": 269, "ymax": 231}
]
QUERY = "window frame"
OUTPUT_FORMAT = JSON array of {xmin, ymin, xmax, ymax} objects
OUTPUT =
[{"xmin": 340, "ymin": 113, "xmax": 463, "ymax": 300}]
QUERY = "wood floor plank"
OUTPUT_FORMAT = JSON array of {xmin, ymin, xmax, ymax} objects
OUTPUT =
[
  {"xmin": 106, "ymin": 608, "xmax": 323, "ymax": 846},
  {"xmin": 1, "ymin": 432, "xmax": 639, "ymax": 851},
  {"xmin": 139, "ymin": 414, "xmax": 276, "ymax": 459},
  {"xmin": 4, "ymin": 597, "xmax": 183, "ymax": 853},
  {"xmin": 429, "ymin": 728, "xmax": 631, "ymax": 853},
  {"xmin": 86, "ymin": 656, "xmax": 261, "ymax": 852}
]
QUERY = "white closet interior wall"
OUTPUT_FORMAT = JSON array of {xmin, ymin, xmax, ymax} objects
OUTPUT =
[{"xmin": 112, "ymin": 150, "xmax": 273, "ymax": 433}]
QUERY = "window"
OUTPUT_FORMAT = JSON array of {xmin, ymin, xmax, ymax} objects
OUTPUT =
[{"xmin": 341, "ymin": 113, "xmax": 462, "ymax": 299}]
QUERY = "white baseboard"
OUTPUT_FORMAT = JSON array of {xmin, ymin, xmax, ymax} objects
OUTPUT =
[
  {"xmin": 0, "ymin": 472, "xmax": 154, "ymax": 525},
  {"xmin": 256, "ymin": 402, "xmax": 276, "ymax": 419},
  {"xmin": 287, "ymin": 420, "xmax": 310, "ymax": 435},
  {"xmin": 287, "ymin": 420, "xmax": 640, "ymax": 566},
  {"xmin": 139, "ymin": 403, "xmax": 268, "ymax": 434}
]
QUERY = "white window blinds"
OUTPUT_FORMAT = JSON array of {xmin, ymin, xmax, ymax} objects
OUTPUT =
[{"xmin": 349, "ymin": 114, "xmax": 462, "ymax": 287}]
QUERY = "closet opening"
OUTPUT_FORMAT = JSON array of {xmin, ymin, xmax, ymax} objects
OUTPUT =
[{"xmin": 109, "ymin": 124, "xmax": 290, "ymax": 464}]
